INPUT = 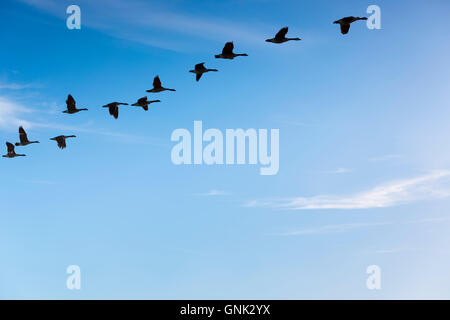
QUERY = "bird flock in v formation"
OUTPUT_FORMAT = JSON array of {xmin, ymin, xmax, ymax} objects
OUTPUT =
[{"xmin": 3, "ymin": 16, "xmax": 368, "ymax": 158}]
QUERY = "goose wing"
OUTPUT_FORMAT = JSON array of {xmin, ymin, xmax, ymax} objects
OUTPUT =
[
  {"xmin": 196, "ymin": 73, "xmax": 202, "ymax": 81},
  {"xmin": 195, "ymin": 63, "xmax": 205, "ymax": 71},
  {"xmin": 275, "ymin": 27, "xmax": 288, "ymax": 40},
  {"xmin": 222, "ymin": 42, "xmax": 234, "ymax": 55},
  {"xmin": 66, "ymin": 94, "xmax": 76, "ymax": 112},
  {"xmin": 109, "ymin": 106, "xmax": 119, "ymax": 119},
  {"xmin": 137, "ymin": 97, "xmax": 147, "ymax": 104},
  {"xmin": 6, "ymin": 142, "xmax": 15, "ymax": 154},
  {"xmin": 153, "ymin": 76, "xmax": 162, "ymax": 89},
  {"xmin": 56, "ymin": 136, "xmax": 66, "ymax": 149},
  {"xmin": 19, "ymin": 126, "xmax": 29, "ymax": 144},
  {"xmin": 340, "ymin": 23, "xmax": 350, "ymax": 34}
]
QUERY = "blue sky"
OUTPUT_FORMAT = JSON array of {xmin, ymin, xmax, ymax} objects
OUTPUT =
[{"xmin": 1, "ymin": 0, "xmax": 450, "ymax": 299}]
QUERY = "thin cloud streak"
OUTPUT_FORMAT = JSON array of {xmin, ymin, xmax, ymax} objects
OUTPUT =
[
  {"xmin": 274, "ymin": 216, "xmax": 450, "ymax": 237},
  {"xmin": 18, "ymin": 0, "xmax": 268, "ymax": 51},
  {"xmin": 0, "ymin": 96, "xmax": 33, "ymax": 129},
  {"xmin": 0, "ymin": 83, "xmax": 40, "ymax": 90},
  {"xmin": 273, "ymin": 222, "xmax": 393, "ymax": 236},
  {"xmin": 369, "ymin": 154, "xmax": 402, "ymax": 162},
  {"xmin": 197, "ymin": 189, "xmax": 231, "ymax": 196},
  {"xmin": 248, "ymin": 171, "xmax": 450, "ymax": 210}
]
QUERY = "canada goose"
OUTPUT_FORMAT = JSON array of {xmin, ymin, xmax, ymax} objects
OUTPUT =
[
  {"xmin": 63, "ymin": 94, "xmax": 88, "ymax": 114},
  {"xmin": 333, "ymin": 16, "xmax": 368, "ymax": 34},
  {"xmin": 131, "ymin": 97, "xmax": 161, "ymax": 111},
  {"xmin": 189, "ymin": 63, "xmax": 218, "ymax": 81},
  {"xmin": 2, "ymin": 142, "xmax": 25, "ymax": 158},
  {"xmin": 50, "ymin": 135, "xmax": 76, "ymax": 149},
  {"xmin": 15, "ymin": 127, "xmax": 39, "ymax": 146},
  {"xmin": 215, "ymin": 42, "xmax": 248, "ymax": 59},
  {"xmin": 146, "ymin": 76, "xmax": 176, "ymax": 93},
  {"xmin": 102, "ymin": 102, "xmax": 128, "ymax": 119},
  {"xmin": 266, "ymin": 27, "xmax": 301, "ymax": 44}
]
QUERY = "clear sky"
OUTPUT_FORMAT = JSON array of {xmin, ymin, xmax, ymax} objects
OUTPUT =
[{"xmin": 1, "ymin": 0, "xmax": 450, "ymax": 299}]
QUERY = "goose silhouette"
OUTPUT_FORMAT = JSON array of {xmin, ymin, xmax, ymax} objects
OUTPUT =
[
  {"xmin": 333, "ymin": 16, "xmax": 368, "ymax": 34},
  {"xmin": 103, "ymin": 102, "xmax": 129, "ymax": 119},
  {"xmin": 63, "ymin": 94, "xmax": 88, "ymax": 114},
  {"xmin": 215, "ymin": 42, "xmax": 248, "ymax": 59},
  {"xmin": 146, "ymin": 76, "xmax": 176, "ymax": 93},
  {"xmin": 189, "ymin": 63, "xmax": 218, "ymax": 81},
  {"xmin": 266, "ymin": 27, "xmax": 301, "ymax": 44},
  {"xmin": 15, "ymin": 127, "xmax": 39, "ymax": 146},
  {"xmin": 2, "ymin": 142, "xmax": 25, "ymax": 158},
  {"xmin": 131, "ymin": 97, "xmax": 161, "ymax": 111},
  {"xmin": 50, "ymin": 135, "xmax": 76, "ymax": 149}
]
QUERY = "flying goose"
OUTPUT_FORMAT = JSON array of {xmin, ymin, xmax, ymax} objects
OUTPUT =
[
  {"xmin": 266, "ymin": 27, "xmax": 301, "ymax": 44},
  {"xmin": 102, "ymin": 102, "xmax": 129, "ymax": 119},
  {"xmin": 333, "ymin": 16, "xmax": 368, "ymax": 34},
  {"xmin": 215, "ymin": 42, "xmax": 248, "ymax": 59},
  {"xmin": 2, "ymin": 142, "xmax": 25, "ymax": 158},
  {"xmin": 189, "ymin": 63, "xmax": 218, "ymax": 81},
  {"xmin": 50, "ymin": 135, "xmax": 76, "ymax": 149},
  {"xmin": 146, "ymin": 76, "xmax": 176, "ymax": 93},
  {"xmin": 131, "ymin": 97, "xmax": 161, "ymax": 111},
  {"xmin": 15, "ymin": 127, "xmax": 39, "ymax": 146},
  {"xmin": 63, "ymin": 94, "xmax": 88, "ymax": 114}
]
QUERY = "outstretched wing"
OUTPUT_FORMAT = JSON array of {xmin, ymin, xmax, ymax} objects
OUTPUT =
[
  {"xmin": 6, "ymin": 142, "xmax": 14, "ymax": 154},
  {"xmin": 137, "ymin": 97, "xmax": 147, "ymax": 104},
  {"xmin": 153, "ymin": 76, "xmax": 162, "ymax": 89},
  {"xmin": 196, "ymin": 73, "xmax": 202, "ymax": 81},
  {"xmin": 66, "ymin": 94, "xmax": 76, "ymax": 112},
  {"xmin": 275, "ymin": 27, "xmax": 288, "ymax": 40},
  {"xmin": 340, "ymin": 23, "xmax": 350, "ymax": 34},
  {"xmin": 19, "ymin": 126, "xmax": 29, "ymax": 144},
  {"xmin": 195, "ymin": 63, "xmax": 205, "ymax": 71},
  {"xmin": 222, "ymin": 42, "xmax": 234, "ymax": 55},
  {"xmin": 109, "ymin": 106, "xmax": 119, "ymax": 119},
  {"xmin": 56, "ymin": 137, "xmax": 66, "ymax": 149}
]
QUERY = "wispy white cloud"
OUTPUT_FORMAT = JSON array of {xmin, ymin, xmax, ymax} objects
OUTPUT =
[
  {"xmin": 0, "ymin": 96, "xmax": 33, "ymax": 129},
  {"xmin": 247, "ymin": 171, "xmax": 450, "ymax": 210},
  {"xmin": 273, "ymin": 222, "xmax": 393, "ymax": 236},
  {"xmin": 329, "ymin": 167, "xmax": 352, "ymax": 174},
  {"xmin": 197, "ymin": 189, "xmax": 231, "ymax": 196},
  {"xmin": 18, "ymin": 0, "xmax": 267, "ymax": 51},
  {"xmin": 369, "ymin": 154, "xmax": 402, "ymax": 162},
  {"xmin": 0, "ymin": 82, "xmax": 40, "ymax": 90},
  {"xmin": 273, "ymin": 216, "xmax": 450, "ymax": 237}
]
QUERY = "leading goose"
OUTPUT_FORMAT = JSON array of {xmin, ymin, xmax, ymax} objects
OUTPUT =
[
  {"xmin": 266, "ymin": 27, "xmax": 301, "ymax": 44},
  {"xmin": 2, "ymin": 142, "xmax": 25, "ymax": 158},
  {"xmin": 333, "ymin": 16, "xmax": 368, "ymax": 34},
  {"xmin": 215, "ymin": 42, "xmax": 248, "ymax": 59},
  {"xmin": 15, "ymin": 126, "xmax": 39, "ymax": 146}
]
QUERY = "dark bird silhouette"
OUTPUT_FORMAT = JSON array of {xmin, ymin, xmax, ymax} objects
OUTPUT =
[
  {"xmin": 266, "ymin": 27, "xmax": 301, "ymax": 43},
  {"xmin": 215, "ymin": 42, "xmax": 248, "ymax": 59},
  {"xmin": 63, "ymin": 94, "xmax": 88, "ymax": 114},
  {"xmin": 131, "ymin": 97, "xmax": 161, "ymax": 111},
  {"xmin": 189, "ymin": 63, "xmax": 218, "ymax": 81},
  {"xmin": 102, "ymin": 102, "xmax": 128, "ymax": 119},
  {"xmin": 50, "ymin": 135, "xmax": 76, "ymax": 149},
  {"xmin": 333, "ymin": 16, "xmax": 368, "ymax": 34},
  {"xmin": 2, "ymin": 142, "xmax": 25, "ymax": 158},
  {"xmin": 146, "ymin": 76, "xmax": 176, "ymax": 93},
  {"xmin": 15, "ymin": 127, "xmax": 39, "ymax": 146}
]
